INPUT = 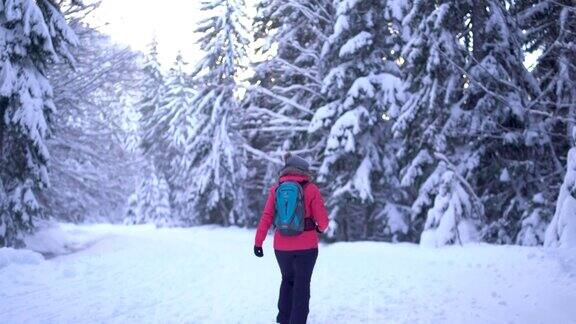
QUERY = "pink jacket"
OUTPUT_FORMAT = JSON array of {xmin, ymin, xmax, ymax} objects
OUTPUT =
[{"xmin": 254, "ymin": 173, "xmax": 330, "ymax": 251}]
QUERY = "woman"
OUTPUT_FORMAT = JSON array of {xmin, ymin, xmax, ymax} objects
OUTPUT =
[{"xmin": 253, "ymin": 153, "xmax": 329, "ymax": 324}]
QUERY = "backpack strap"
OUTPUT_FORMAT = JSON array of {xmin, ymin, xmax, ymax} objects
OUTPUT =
[
  {"xmin": 277, "ymin": 179, "xmax": 309, "ymax": 188},
  {"xmin": 298, "ymin": 180, "xmax": 317, "ymax": 231}
]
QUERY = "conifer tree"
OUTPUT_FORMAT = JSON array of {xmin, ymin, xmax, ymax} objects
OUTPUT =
[
  {"xmin": 139, "ymin": 38, "xmax": 166, "ymax": 177},
  {"xmin": 420, "ymin": 164, "xmax": 481, "ymax": 246},
  {"xmin": 186, "ymin": 0, "xmax": 250, "ymax": 226},
  {"xmin": 125, "ymin": 164, "xmax": 171, "ymax": 227},
  {"xmin": 0, "ymin": 0, "xmax": 78, "ymax": 247},
  {"xmin": 154, "ymin": 53, "xmax": 195, "ymax": 220},
  {"xmin": 515, "ymin": 0, "xmax": 576, "ymax": 244},
  {"xmin": 392, "ymin": 1, "xmax": 480, "ymax": 244},
  {"xmin": 517, "ymin": 193, "xmax": 551, "ymax": 246},
  {"xmin": 461, "ymin": 0, "xmax": 543, "ymax": 243},
  {"xmin": 310, "ymin": 0, "xmax": 405, "ymax": 241}
]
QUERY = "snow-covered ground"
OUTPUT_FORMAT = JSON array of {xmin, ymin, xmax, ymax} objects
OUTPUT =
[{"xmin": 1, "ymin": 224, "xmax": 575, "ymax": 324}]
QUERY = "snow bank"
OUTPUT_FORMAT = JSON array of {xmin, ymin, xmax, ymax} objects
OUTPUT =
[
  {"xmin": 0, "ymin": 221, "xmax": 109, "ymax": 269},
  {"xmin": 0, "ymin": 248, "xmax": 44, "ymax": 269},
  {"xmin": 552, "ymin": 247, "xmax": 576, "ymax": 278},
  {"xmin": 24, "ymin": 221, "xmax": 110, "ymax": 257}
]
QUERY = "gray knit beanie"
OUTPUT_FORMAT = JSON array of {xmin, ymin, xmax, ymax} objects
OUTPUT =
[{"xmin": 283, "ymin": 152, "xmax": 309, "ymax": 173}]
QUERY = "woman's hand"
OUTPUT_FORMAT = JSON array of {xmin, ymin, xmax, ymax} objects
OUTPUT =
[{"xmin": 254, "ymin": 246, "xmax": 264, "ymax": 257}]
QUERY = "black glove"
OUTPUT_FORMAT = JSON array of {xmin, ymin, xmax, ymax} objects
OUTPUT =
[
  {"xmin": 254, "ymin": 246, "xmax": 263, "ymax": 257},
  {"xmin": 315, "ymin": 226, "xmax": 323, "ymax": 234}
]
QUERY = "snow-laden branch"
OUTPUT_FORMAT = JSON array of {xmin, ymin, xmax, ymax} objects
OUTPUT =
[
  {"xmin": 274, "ymin": 57, "xmax": 322, "ymax": 84},
  {"xmin": 287, "ymin": 42, "xmax": 321, "ymax": 61},
  {"xmin": 433, "ymin": 152, "xmax": 485, "ymax": 221},
  {"xmin": 465, "ymin": 51, "xmax": 541, "ymax": 98},
  {"xmin": 277, "ymin": 2, "xmax": 331, "ymax": 25},
  {"xmin": 242, "ymin": 144, "xmax": 284, "ymax": 165},
  {"xmin": 243, "ymin": 126, "xmax": 310, "ymax": 133},
  {"xmin": 247, "ymin": 85, "xmax": 313, "ymax": 115},
  {"xmin": 272, "ymin": 84, "xmax": 323, "ymax": 98},
  {"xmin": 436, "ymin": 46, "xmax": 576, "ymax": 124},
  {"xmin": 247, "ymin": 106, "xmax": 309, "ymax": 126}
]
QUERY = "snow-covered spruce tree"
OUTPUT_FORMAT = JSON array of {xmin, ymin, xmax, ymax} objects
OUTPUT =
[
  {"xmin": 152, "ymin": 53, "xmax": 195, "ymax": 222},
  {"xmin": 515, "ymin": 0, "xmax": 576, "ymax": 245},
  {"xmin": 0, "ymin": 0, "xmax": 78, "ymax": 247},
  {"xmin": 309, "ymin": 0, "xmax": 406, "ymax": 241},
  {"xmin": 123, "ymin": 192, "xmax": 139, "ymax": 225},
  {"xmin": 154, "ymin": 173, "xmax": 171, "ymax": 226},
  {"xmin": 185, "ymin": 0, "xmax": 250, "ymax": 226},
  {"xmin": 392, "ymin": 1, "xmax": 483, "ymax": 244},
  {"xmin": 242, "ymin": 0, "xmax": 335, "ymax": 226},
  {"xmin": 138, "ymin": 38, "xmax": 167, "ymax": 177},
  {"xmin": 420, "ymin": 163, "xmax": 481, "ymax": 246},
  {"xmin": 545, "ymin": 127, "xmax": 576, "ymax": 248},
  {"xmin": 460, "ymin": 0, "xmax": 543, "ymax": 244},
  {"xmin": 43, "ymin": 22, "xmax": 142, "ymax": 224},
  {"xmin": 125, "ymin": 164, "xmax": 171, "ymax": 227},
  {"xmin": 517, "ymin": 193, "xmax": 551, "ymax": 246}
]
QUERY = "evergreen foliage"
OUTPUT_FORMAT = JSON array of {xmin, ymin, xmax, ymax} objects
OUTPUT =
[
  {"xmin": 2, "ymin": 0, "xmax": 574, "ymax": 247},
  {"xmin": 311, "ymin": 0, "xmax": 405, "ymax": 241},
  {"xmin": 0, "ymin": 0, "xmax": 78, "ymax": 247},
  {"xmin": 185, "ymin": 0, "xmax": 251, "ymax": 226}
]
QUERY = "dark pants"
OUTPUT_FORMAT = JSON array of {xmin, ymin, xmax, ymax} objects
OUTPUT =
[{"xmin": 274, "ymin": 248, "xmax": 318, "ymax": 324}]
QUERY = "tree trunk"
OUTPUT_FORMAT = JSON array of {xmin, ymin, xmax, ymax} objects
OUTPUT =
[
  {"xmin": 472, "ymin": 0, "xmax": 487, "ymax": 61},
  {"xmin": 221, "ymin": 200, "xmax": 230, "ymax": 227},
  {"xmin": 0, "ymin": 101, "xmax": 7, "ymax": 162}
]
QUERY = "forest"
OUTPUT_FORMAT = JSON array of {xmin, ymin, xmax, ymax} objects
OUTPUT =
[{"xmin": 0, "ymin": 0, "xmax": 575, "ymax": 248}]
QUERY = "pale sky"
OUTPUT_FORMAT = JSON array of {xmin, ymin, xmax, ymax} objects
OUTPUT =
[
  {"xmin": 87, "ymin": 0, "xmax": 537, "ymax": 73},
  {"xmin": 89, "ymin": 0, "xmax": 249, "ymax": 70}
]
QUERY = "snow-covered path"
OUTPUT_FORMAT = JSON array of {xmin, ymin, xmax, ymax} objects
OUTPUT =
[{"xmin": 1, "ymin": 224, "xmax": 575, "ymax": 324}]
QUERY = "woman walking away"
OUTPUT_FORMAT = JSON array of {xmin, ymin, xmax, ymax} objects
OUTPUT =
[{"xmin": 253, "ymin": 153, "xmax": 329, "ymax": 324}]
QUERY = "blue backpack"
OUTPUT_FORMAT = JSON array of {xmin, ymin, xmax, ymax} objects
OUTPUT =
[{"xmin": 274, "ymin": 181, "xmax": 309, "ymax": 236}]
